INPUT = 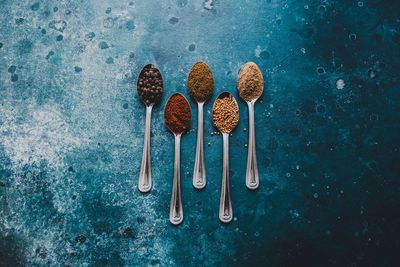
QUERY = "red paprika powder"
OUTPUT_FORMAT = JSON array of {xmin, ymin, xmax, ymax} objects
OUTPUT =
[{"xmin": 164, "ymin": 93, "xmax": 192, "ymax": 134}]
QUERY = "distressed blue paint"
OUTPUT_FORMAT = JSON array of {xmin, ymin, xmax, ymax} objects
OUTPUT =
[{"xmin": 1, "ymin": 0, "xmax": 400, "ymax": 266}]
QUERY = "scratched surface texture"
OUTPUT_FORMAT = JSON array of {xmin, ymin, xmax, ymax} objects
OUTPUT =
[{"xmin": 1, "ymin": 0, "xmax": 400, "ymax": 266}]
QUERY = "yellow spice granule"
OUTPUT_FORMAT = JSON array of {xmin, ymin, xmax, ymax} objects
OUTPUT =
[{"xmin": 212, "ymin": 97, "xmax": 239, "ymax": 133}]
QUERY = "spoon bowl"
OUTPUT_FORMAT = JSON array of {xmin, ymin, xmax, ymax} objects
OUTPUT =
[
  {"xmin": 237, "ymin": 62, "xmax": 264, "ymax": 103},
  {"xmin": 137, "ymin": 64, "xmax": 163, "ymax": 107},
  {"xmin": 188, "ymin": 62, "xmax": 214, "ymax": 103},
  {"xmin": 164, "ymin": 93, "xmax": 192, "ymax": 135},
  {"xmin": 212, "ymin": 92, "xmax": 239, "ymax": 134}
]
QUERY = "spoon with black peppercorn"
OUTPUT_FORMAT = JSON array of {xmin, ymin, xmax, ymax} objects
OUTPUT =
[
  {"xmin": 188, "ymin": 62, "xmax": 214, "ymax": 189},
  {"xmin": 212, "ymin": 92, "xmax": 239, "ymax": 223},
  {"xmin": 237, "ymin": 62, "xmax": 264, "ymax": 190},
  {"xmin": 137, "ymin": 64, "xmax": 163, "ymax": 193}
]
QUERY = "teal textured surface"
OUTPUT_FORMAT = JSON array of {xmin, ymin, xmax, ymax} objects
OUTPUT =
[{"xmin": 1, "ymin": 0, "xmax": 400, "ymax": 266}]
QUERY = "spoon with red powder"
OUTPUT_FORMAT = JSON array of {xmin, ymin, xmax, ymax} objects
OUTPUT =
[{"xmin": 164, "ymin": 93, "xmax": 192, "ymax": 225}]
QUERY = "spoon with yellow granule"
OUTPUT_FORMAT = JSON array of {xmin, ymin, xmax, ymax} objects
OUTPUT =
[
  {"xmin": 237, "ymin": 62, "xmax": 264, "ymax": 190},
  {"xmin": 212, "ymin": 92, "xmax": 239, "ymax": 223}
]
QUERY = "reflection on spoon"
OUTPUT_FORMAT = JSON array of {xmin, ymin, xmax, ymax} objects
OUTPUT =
[{"xmin": 212, "ymin": 92, "xmax": 239, "ymax": 223}]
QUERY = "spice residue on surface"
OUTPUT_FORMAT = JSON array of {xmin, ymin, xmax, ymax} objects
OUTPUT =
[
  {"xmin": 188, "ymin": 62, "xmax": 214, "ymax": 103},
  {"xmin": 164, "ymin": 94, "xmax": 192, "ymax": 134},
  {"xmin": 237, "ymin": 62, "xmax": 264, "ymax": 101},
  {"xmin": 137, "ymin": 64, "xmax": 164, "ymax": 106},
  {"xmin": 212, "ymin": 96, "xmax": 239, "ymax": 133}
]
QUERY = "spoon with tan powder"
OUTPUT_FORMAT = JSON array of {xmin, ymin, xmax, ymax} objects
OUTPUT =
[
  {"xmin": 188, "ymin": 62, "xmax": 214, "ymax": 189},
  {"xmin": 212, "ymin": 92, "xmax": 239, "ymax": 223},
  {"xmin": 237, "ymin": 62, "xmax": 264, "ymax": 190}
]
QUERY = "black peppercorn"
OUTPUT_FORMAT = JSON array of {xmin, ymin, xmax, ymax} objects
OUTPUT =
[{"xmin": 137, "ymin": 64, "xmax": 163, "ymax": 106}]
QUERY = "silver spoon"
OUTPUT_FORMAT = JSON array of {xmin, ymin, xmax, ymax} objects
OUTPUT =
[
  {"xmin": 164, "ymin": 93, "xmax": 192, "ymax": 225},
  {"xmin": 212, "ymin": 92, "xmax": 239, "ymax": 223},
  {"xmin": 137, "ymin": 64, "xmax": 163, "ymax": 193},
  {"xmin": 237, "ymin": 62, "xmax": 264, "ymax": 190},
  {"xmin": 188, "ymin": 62, "xmax": 214, "ymax": 189}
]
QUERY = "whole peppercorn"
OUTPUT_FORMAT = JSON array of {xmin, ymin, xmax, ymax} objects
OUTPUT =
[{"xmin": 137, "ymin": 64, "xmax": 164, "ymax": 106}]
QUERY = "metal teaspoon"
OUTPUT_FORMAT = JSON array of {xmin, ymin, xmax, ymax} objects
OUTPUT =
[
  {"xmin": 164, "ymin": 93, "xmax": 192, "ymax": 225},
  {"xmin": 212, "ymin": 92, "xmax": 239, "ymax": 223},
  {"xmin": 237, "ymin": 62, "xmax": 264, "ymax": 190},
  {"xmin": 188, "ymin": 62, "xmax": 214, "ymax": 189},
  {"xmin": 137, "ymin": 64, "xmax": 164, "ymax": 193}
]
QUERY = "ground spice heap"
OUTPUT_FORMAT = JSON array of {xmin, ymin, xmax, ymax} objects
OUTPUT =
[
  {"xmin": 188, "ymin": 62, "xmax": 214, "ymax": 102},
  {"xmin": 164, "ymin": 94, "xmax": 192, "ymax": 134},
  {"xmin": 237, "ymin": 62, "xmax": 264, "ymax": 101},
  {"xmin": 137, "ymin": 64, "xmax": 163, "ymax": 106},
  {"xmin": 212, "ymin": 96, "xmax": 239, "ymax": 133}
]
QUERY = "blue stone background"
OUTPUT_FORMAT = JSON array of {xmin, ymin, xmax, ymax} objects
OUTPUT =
[{"xmin": 1, "ymin": 0, "xmax": 399, "ymax": 266}]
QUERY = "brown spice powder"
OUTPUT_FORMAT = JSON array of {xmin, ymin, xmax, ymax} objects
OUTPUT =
[
  {"xmin": 164, "ymin": 94, "xmax": 192, "ymax": 134},
  {"xmin": 188, "ymin": 62, "xmax": 214, "ymax": 102},
  {"xmin": 212, "ymin": 97, "xmax": 239, "ymax": 133},
  {"xmin": 237, "ymin": 62, "xmax": 264, "ymax": 101}
]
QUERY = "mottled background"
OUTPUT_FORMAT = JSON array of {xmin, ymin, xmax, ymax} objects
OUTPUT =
[{"xmin": 1, "ymin": 0, "xmax": 399, "ymax": 266}]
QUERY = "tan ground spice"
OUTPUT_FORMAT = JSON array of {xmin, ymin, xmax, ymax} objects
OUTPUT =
[
  {"xmin": 188, "ymin": 62, "xmax": 214, "ymax": 102},
  {"xmin": 237, "ymin": 62, "xmax": 264, "ymax": 101},
  {"xmin": 212, "ymin": 97, "xmax": 239, "ymax": 133}
]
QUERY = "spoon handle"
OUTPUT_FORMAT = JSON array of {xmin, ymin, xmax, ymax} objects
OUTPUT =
[
  {"xmin": 170, "ymin": 134, "xmax": 183, "ymax": 225},
  {"xmin": 246, "ymin": 101, "xmax": 259, "ymax": 190},
  {"xmin": 193, "ymin": 102, "xmax": 206, "ymax": 189},
  {"xmin": 219, "ymin": 133, "xmax": 233, "ymax": 223},
  {"xmin": 138, "ymin": 105, "xmax": 153, "ymax": 193}
]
